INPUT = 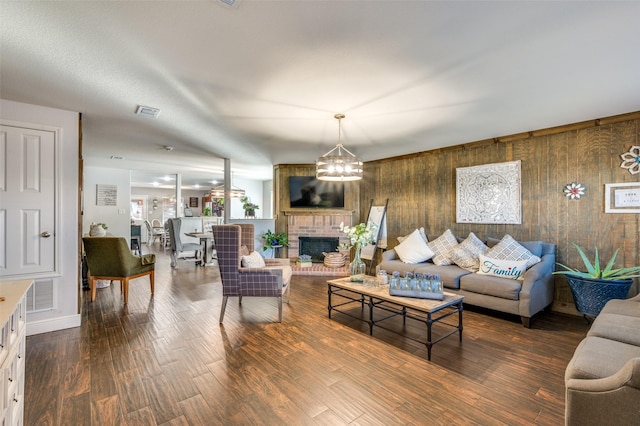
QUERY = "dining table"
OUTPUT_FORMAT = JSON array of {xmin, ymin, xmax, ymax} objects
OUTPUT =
[{"xmin": 184, "ymin": 231, "xmax": 216, "ymax": 266}]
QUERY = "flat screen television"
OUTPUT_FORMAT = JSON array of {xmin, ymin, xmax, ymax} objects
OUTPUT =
[{"xmin": 289, "ymin": 176, "xmax": 345, "ymax": 208}]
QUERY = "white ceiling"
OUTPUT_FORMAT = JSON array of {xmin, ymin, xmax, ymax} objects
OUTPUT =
[{"xmin": 2, "ymin": 1, "xmax": 639, "ymax": 187}]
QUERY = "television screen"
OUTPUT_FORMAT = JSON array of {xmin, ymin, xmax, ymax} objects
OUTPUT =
[{"xmin": 289, "ymin": 176, "xmax": 345, "ymax": 208}]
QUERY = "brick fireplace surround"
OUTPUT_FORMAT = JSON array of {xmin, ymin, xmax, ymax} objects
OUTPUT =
[{"xmin": 285, "ymin": 211, "xmax": 352, "ymax": 276}]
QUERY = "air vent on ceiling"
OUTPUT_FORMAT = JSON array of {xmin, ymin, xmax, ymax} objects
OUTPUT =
[
  {"xmin": 136, "ymin": 105, "xmax": 161, "ymax": 118},
  {"xmin": 215, "ymin": 0, "xmax": 240, "ymax": 8}
]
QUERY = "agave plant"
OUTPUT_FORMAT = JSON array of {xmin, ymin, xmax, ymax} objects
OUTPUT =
[{"xmin": 554, "ymin": 243, "xmax": 640, "ymax": 280}]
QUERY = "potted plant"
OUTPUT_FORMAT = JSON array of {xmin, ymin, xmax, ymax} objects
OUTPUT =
[
  {"xmin": 89, "ymin": 222, "xmax": 108, "ymax": 236},
  {"xmin": 340, "ymin": 222, "xmax": 377, "ymax": 282},
  {"xmin": 554, "ymin": 243, "xmax": 640, "ymax": 318},
  {"xmin": 213, "ymin": 198, "xmax": 224, "ymax": 217},
  {"xmin": 240, "ymin": 196, "xmax": 259, "ymax": 217},
  {"xmin": 261, "ymin": 229, "xmax": 289, "ymax": 251}
]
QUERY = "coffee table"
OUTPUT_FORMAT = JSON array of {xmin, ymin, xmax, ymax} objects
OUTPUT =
[{"xmin": 327, "ymin": 277, "xmax": 464, "ymax": 360}]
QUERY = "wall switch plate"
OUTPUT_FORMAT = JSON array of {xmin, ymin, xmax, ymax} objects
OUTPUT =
[{"xmin": 118, "ymin": 209, "xmax": 125, "ymax": 214}]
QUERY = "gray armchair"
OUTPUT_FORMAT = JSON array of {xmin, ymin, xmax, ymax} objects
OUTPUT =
[
  {"xmin": 212, "ymin": 224, "xmax": 291, "ymax": 323},
  {"xmin": 167, "ymin": 218, "xmax": 203, "ymax": 268}
]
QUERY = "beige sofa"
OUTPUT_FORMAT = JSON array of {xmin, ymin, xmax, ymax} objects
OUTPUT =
[{"xmin": 564, "ymin": 294, "xmax": 640, "ymax": 425}]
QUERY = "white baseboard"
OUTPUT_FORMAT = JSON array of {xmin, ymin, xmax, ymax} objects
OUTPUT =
[{"xmin": 26, "ymin": 314, "xmax": 81, "ymax": 336}]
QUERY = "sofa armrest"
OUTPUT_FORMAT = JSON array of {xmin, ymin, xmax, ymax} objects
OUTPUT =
[
  {"xmin": 518, "ymin": 252, "xmax": 556, "ymax": 318},
  {"xmin": 567, "ymin": 357, "xmax": 640, "ymax": 393},
  {"xmin": 381, "ymin": 249, "xmax": 399, "ymax": 262},
  {"xmin": 566, "ymin": 358, "xmax": 640, "ymax": 426}
]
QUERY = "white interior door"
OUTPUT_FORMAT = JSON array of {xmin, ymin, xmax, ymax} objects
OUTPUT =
[{"xmin": 0, "ymin": 124, "xmax": 55, "ymax": 277}]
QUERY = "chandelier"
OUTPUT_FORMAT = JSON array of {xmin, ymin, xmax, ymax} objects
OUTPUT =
[
  {"xmin": 209, "ymin": 173, "xmax": 245, "ymax": 198},
  {"xmin": 209, "ymin": 185, "xmax": 245, "ymax": 199},
  {"xmin": 316, "ymin": 114, "xmax": 363, "ymax": 181}
]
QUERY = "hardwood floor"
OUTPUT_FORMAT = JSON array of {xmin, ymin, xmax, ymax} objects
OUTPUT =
[{"xmin": 25, "ymin": 247, "xmax": 589, "ymax": 425}]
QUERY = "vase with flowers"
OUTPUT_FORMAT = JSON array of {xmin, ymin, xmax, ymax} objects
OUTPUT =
[{"xmin": 340, "ymin": 222, "xmax": 377, "ymax": 282}]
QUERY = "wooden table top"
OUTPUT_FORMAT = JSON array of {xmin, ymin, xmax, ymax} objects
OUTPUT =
[{"xmin": 327, "ymin": 276, "xmax": 463, "ymax": 313}]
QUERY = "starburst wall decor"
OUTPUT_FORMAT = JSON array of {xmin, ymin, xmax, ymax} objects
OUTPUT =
[
  {"xmin": 563, "ymin": 182, "xmax": 586, "ymax": 200},
  {"xmin": 620, "ymin": 145, "xmax": 640, "ymax": 175}
]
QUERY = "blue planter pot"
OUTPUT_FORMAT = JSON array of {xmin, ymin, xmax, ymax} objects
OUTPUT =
[{"xmin": 565, "ymin": 275, "xmax": 633, "ymax": 317}]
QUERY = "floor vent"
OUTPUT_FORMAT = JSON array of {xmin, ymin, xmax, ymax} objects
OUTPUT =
[{"xmin": 26, "ymin": 278, "xmax": 54, "ymax": 313}]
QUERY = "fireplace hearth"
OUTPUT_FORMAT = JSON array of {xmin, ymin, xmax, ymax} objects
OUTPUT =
[{"xmin": 299, "ymin": 236, "xmax": 340, "ymax": 263}]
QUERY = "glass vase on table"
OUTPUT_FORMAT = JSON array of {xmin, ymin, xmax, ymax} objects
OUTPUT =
[{"xmin": 349, "ymin": 244, "xmax": 366, "ymax": 282}]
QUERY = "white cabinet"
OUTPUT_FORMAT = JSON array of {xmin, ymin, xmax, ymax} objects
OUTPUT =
[{"xmin": 0, "ymin": 280, "xmax": 32, "ymax": 426}]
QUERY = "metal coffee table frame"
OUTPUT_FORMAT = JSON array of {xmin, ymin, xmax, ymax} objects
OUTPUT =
[{"xmin": 327, "ymin": 278, "xmax": 464, "ymax": 360}]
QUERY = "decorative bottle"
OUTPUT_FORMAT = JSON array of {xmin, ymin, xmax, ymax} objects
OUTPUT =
[{"xmin": 349, "ymin": 244, "xmax": 366, "ymax": 282}]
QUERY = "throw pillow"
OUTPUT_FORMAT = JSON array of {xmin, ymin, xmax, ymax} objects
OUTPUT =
[
  {"xmin": 477, "ymin": 254, "xmax": 527, "ymax": 280},
  {"xmin": 428, "ymin": 229, "xmax": 458, "ymax": 266},
  {"xmin": 397, "ymin": 227, "xmax": 428, "ymax": 244},
  {"xmin": 448, "ymin": 232, "xmax": 489, "ymax": 272},
  {"xmin": 394, "ymin": 228, "xmax": 435, "ymax": 264},
  {"xmin": 484, "ymin": 234, "xmax": 541, "ymax": 269},
  {"xmin": 487, "ymin": 237, "xmax": 543, "ymax": 257},
  {"xmin": 241, "ymin": 251, "xmax": 266, "ymax": 268},
  {"xmin": 448, "ymin": 245, "xmax": 476, "ymax": 271}
]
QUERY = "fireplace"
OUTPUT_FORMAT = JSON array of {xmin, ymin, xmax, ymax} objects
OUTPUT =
[{"xmin": 299, "ymin": 236, "xmax": 339, "ymax": 263}]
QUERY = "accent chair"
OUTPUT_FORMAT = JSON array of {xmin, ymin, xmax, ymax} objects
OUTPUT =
[{"xmin": 82, "ymin": 236, "xmax": 155, "ymax": 303}]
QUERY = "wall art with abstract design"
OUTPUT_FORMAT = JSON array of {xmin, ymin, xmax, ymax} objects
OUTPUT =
[{"xmin": 456, "ymin": 160, "xmax": 522, "ymax": 224}]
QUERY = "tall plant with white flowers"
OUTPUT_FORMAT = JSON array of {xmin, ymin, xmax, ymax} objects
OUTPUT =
[{"xmin": 340, "ymin": 222, "xmax": 377, "ymax": 250}]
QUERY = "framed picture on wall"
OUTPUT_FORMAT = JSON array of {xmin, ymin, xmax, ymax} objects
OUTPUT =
[
  {"xmin": 189, "ymin": 197, "xmax": 198, "ymax": 207},
  {"xmin": 604, "ymin": 182, "xmax": 640, "ymax": 213},
  {"xmin": 456, "ymin": 160, "xmax": 522, "ymax": 224}
]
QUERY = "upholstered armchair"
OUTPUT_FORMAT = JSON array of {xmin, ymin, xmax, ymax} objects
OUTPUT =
[
  {"xmin": 212, "ymin": 224, "xmax": 291, "ymax": 323},
  {"xmin": 167, "ymin": 218, "xmax": 203, "ymax": 268},
  {"xmin": 82, "ymin": 236, "xmax": 155, "ymax": 303}
]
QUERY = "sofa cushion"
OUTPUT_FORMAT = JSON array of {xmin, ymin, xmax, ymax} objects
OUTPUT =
[
  {"xmin": 241, "ymin": 251, "xmax": 266, "ymax": 268},
  {"xmin": 565, "ymin": 336, "xmax": 640, "ymax": 381},
  {"xmin": 394, "ymin": 229, "xmax": 434, "ymax": 264},
  {"xmin": 587, "ymin": 313, "xmax": 640, "ymax": 346},
  {"xmin": 427, "ymin": 229, "xmax": 458, "ymax": 266},
  {"xmin": 448, "ymin": 232, "xmax": 488, "ymax": 272},
  {"xmin": 477, "ymin": 254, "xmax": 527, "ymax": 280},
  {"xmin": 484, "ymin": 234, "xmax": 541, "ymax": 269},
  {"xmin": 414, "ymin": 263, "xmax": 470, "ymax": 290},
  {"xmin": 265, "ymin": 265, "xmax": 293, "ymax": 286},
  {"xmin": 601, "ymin": 298, "xmax": 640, "ymax": 318},
  {"xmin": 377, "ymin": 259, "xmax": 422, "ymax": 276},
  {"xmin": 460, "ymin": 272, "xmax": 522, "ymax": 300}
]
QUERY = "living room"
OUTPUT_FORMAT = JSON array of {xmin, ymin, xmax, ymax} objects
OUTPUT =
[{"xmin": 2, "ymin": 1, "xmax": 640, "ymax": 425}]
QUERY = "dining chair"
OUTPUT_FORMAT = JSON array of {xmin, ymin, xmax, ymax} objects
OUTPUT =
[
  {"xmin": 144, "ymin": 219, "xmax": 164, "ymax": 245},
  {"xmin": 212, "ymin": 224, "xmax": 291, "ymax": 323},
  {"xmin": 82, "ymin": 236, "xmax": 155, "ymax": 303},
  {"xmin": 167, "ymin": 218, "xmax": 203, "ymax": 268}
]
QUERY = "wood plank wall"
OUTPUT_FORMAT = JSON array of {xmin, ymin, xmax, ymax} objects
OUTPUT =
[{"xmin": 275, "ymin": 111, "xmax": 640, "ymax": 314}]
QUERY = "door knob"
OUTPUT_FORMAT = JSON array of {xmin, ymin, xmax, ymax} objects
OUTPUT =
[{"xmin": 41, "ymin": 231, "xmax": 51, "ymax": 238}]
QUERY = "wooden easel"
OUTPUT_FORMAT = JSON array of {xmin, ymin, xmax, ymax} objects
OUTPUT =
[{"xmin": 360, "ymin": 199, "xmax": 388, "ymax": 274}]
